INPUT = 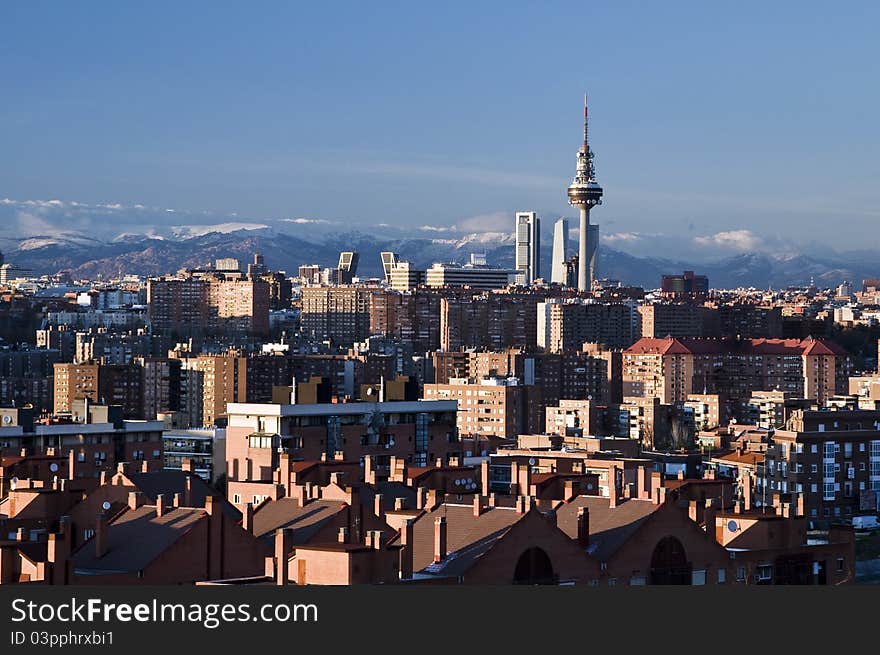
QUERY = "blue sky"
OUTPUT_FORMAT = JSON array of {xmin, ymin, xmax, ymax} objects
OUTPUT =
[{"xmin": 2, "ymin": 1, "xmax": 879, "ymax": 254}]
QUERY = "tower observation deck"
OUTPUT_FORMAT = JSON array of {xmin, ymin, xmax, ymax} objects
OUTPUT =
[{"xmin": 567, "ymin": 94, "xmax": 603, "ymax": 291}]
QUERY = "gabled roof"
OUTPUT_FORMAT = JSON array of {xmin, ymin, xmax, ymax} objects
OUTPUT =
[
  {"xmin": 556, "ymin": 496, "xmax": 659, "ymax": 562},
  {"xmin": 408, "ymin": 504, "xmax": 525, "ymax": 577},
  {"xmin": 625, "ymin": 336, "xmax": 848, "ymax": 357},
  {"xmin": 124, "ymin": 471, "xmax": 240, "ymax": 521},
  {"xmin": 71, "ymin": 506, "xmax": 206, "ymax": 574},
  {"xmin": 251, "ymin": 498, "xmax": 346, "ymax": 547}
]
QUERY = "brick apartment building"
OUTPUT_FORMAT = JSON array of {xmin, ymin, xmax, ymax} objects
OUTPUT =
[
  {"xmin": 224, "ymin": 399, "xmax": 459, "ymax": 507},
  {"xmin": 757, "ymin": 408, "xmax": 880, "ymax": 520},
  {"xmin": 623, "ymin": 336, "xmax": 851, "ymax": 412}
]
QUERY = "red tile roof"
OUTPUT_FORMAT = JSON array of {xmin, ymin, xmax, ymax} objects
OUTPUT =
[{"xmin": 624, "ymin": 336, "xmax": 848, "ymax": 357}]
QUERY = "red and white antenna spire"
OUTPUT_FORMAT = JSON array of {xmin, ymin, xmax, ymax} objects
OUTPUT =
[{"xmin": 582, "ymin": 92, "xmax": 589, "ymax": 150}]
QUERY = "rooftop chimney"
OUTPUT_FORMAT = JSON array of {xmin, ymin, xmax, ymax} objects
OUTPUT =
[
  {"xmin": 181, "ymin": 458, "xmax": 193, "ymax": 473},
  {"xmin": 394, "ymin": 497, "xmax": 406, "ymax": 511},
  {"xmin": 338, "ymin": 527, "xmax": 348, "ymax": 544},
  {"xmin": 577, "ymin": 507, "xmax": 590, "ymax": 548},
  {"xmin": 416, "ymin": 486, "xmax": 427, "ymax": 510},
  {"xmin": 637, "ymin": 466, "xmax": 648, "ymax": 500},
  {"xmin": 480, "ymin": 460, "xmax": 490, "ymax": 495},
  {"xmin": 473, "ymin": 494, "xmax": 483, "ymax": 517},
  {"xmin": 173, "ymin": 492, "xmax": 182, "ymax": 507},
  {"xmin": 399, "ymin": 519, "xmax": 414, "ymax": 580},
  {"xmin": 374, "ymin": 494, "xmax": 384, "ymax": 520},
  {"xmin": 243, "ymin": 502, "xmax": 254, "ymax": 534},
  {"xmin": 95, "ymin": 512, "xmax": 108, "ymax": 558},
  {"xmin": 128, "ymin": 491, "xmax": 144, "ymax": 510},
  {"xmin": 433, "ymin": 516, "xmax": 447, "ymax": 563},
  {"xmin": 155, "ymin": 493, "xmax": 165, "ymax": 518},
  {"xmin": 363, "ymin": 455, "xmax": 376, "ymax": 485},
  {"xmin": 275, "ymin": 528, "xmax": 291, "ymax": 585}
]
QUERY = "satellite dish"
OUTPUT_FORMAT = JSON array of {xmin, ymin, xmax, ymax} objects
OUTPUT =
[
  {"xmin": 727, "ymin": 520, "xmax": 739, "ymax": 532},
  {"xmin": 10, "ymin": 476, "xmax": 18, "ymax": 490},
  {"xmin": 102, "ymin": 501, "xmax": 112, "ymax": 511},
  {"xmin": 388, "ymin": 440, "xmax": 395, "ymax": 447},
  {"xmin": 528, "ymin": 458, "xmax": 536, "ymax": 466},
  {"xmin": 49, "ymin": 463, "xmax": 59, "ymax": 473}
]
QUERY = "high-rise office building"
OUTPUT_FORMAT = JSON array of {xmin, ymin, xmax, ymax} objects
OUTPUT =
[
  {"xmin": 550, "ymin": 218, "xmax": 569, "ymax": 285},
  {"xmin": 585, "ymin": 223, "xmax": 599, "ymax": 285},
  {"xmin": 380, "ymin": 252, "xmax": 398, "ymax": 283},
  {"xmin": 337, "ymin": 251, "xmax": 360, "ymax": 284},
  {"xmin": 567, "ymin": 95, "xmax": 604, "ymax": 291},
  {"xmin": 514, "ymin": 211, "xmax": 540, "ymax": 285}
]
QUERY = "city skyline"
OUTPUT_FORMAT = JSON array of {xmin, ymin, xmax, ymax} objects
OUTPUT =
[{"xmin": 2, "ymin": 2, "xmax": 880, "ymax": 254}]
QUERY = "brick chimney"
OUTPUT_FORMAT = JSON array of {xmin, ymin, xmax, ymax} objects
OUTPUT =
[
  {"xmin": 338, "ymin": 527, "xmax": 348, "ymax": 543},
  {"xmin": 433, "ymin": 516, "xmax": 447, "ymax": 563},
  {"xmin": 68, "ymin": 450, "xmax": 76, "ymax": 480},
  {"xmin": 488, "ymin": 493, "xmax": 497, "ymax": 508},
  {"xmin": 243, "ymin": 502, "xmax": 254, "ymax": 534},
  {"xmin": 435, "ymin": 458, "xmax": 444, "ymax": 468},
  {"xmin": 95, "ymin": 512, "xmax": 108, "ymax": 559},
  {"xmin": 515, "ymin": 495, "xmax": 527, "ymax": 514},
  {"xmin": 399, "ymin": 519, "xmax": 414, "ymax": 580},
  {"xmin": 415, "ymin": 486, "xmax": 427, "ymax": 510},
  {"xmin": 363, "ymin": 455, "xmax": 376, "ymax": 485},
  {"xmin": 650, "ymin": 471, "xmax": 663, "ymax": 499},
  {"xmin": 99, "ymin": 471, "xmax": 107, "ymax": 486},
  {"xmin": 796, "ymin": 493, "xmax": 804, "ymax": 517},
  {"xmin": 637, "ymin": 466, "xmax": 648, "ymax": 500},
  {"xmin": 654, "ymin": 486, "xmax": 667, "ymax": 505},
  {"xmin": 704, "ymin": 499, "xmax": 717, "ymax": 542},
  {"xmin": 577, "ymin": 507, "xmax": 590, "ymax": 548},
  {"xmin": 563, "ymin": 479, "xmax": 577, "ymax": 502},
  {"xmin": 374, "ymin": 494, "xmax": 384, "ymax": 520},
  {"xmin": 275, "ymin": 527, "xmax": 291, "ymax": 585},
  {"xmin": 688, "ymin": 500, "xmax": 699, "ymax": 523},
  {"xmin": 473, "ymin": 494, "xmax": 483, "ymax": 517},
  {"xmin": 394, "ymin": 497, "xmax": 406, "ymax": 511},
  {"xmin": 181, "ymin": 458, "xmax": 193, "ymax": 473},
  {"xmin": 184, "ymin": 475, "xmax": 192, "ymax": 506},
  {"xmin": 173, "ymin": 492, "xmax": 182, "ymax": 507},
  {"xmin": 743, "ymin": 471, "xmax": 752, "ymax": 511},
  {"xmin": 155, "ymin": 493, "xmax": 165, "ymax": 518},
  {"xmin": 141, "ymin": 460, "xmax": 149, "ymax": 473},
  {"xmin": 608, "ymin": 465, "xmax": 619, "ymax": 509},
  {"xmin": 128, "ymin": 491, "xmax": 144, "ymax": 510},
  {"xmin": 370, "ymin": 530, "xmax": 383, "ymax": 550},
  {"xmin": 426, "ymin": 488, "xmax": 442, "ymax": 510},
  {"xmin": 480, "ymin": 460, "xmax": 490, "ymax": 495},
  {"xmin": 676, "ymin": 470, "xmax": 685, "ymax": 480}
]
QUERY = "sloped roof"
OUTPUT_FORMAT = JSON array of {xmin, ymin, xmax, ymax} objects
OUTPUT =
[
  {"xmin": 71, "ymin": 507, "xmax": 206, "ymax": 574},
  {"xmin": 125, "ymin": 471, "xmax": 240, "ymax": 521},
  {"xmin": 556, "ymin": 496, "xmax": 659, "ymax": 562},
  {"xmin": 409, "ymin": 504, "xmax": 524, "ymax": 577},
  {"xmin": 251, "ymin": 498, "xmax": 346, "ymax": 547}
]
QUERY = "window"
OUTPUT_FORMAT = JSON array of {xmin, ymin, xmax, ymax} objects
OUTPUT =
[
  {"xmin": 736, "ymin": 566, "xmax": 746, "ymax": 581},
  {"xmin": 837, "ymin": 558, "xmax": 845, "ymax": 572},
  {"xmin": 717, "ymin": 568, "xmax": 726, "ymax": 584},
  {"xmin": 692, "ymin": 570, "xmax": 706, "ymax": 586},
  {"xmin": 811, "ymin": 464, "xmax": 817, "ymax": 473},
  {"xmin": 629, "ymin": 576, "xmax": 646, "ymax": 586},
  {"xmin": 608, "ymin": 578, "xmax": 617, "ymax": 586},
  {"xmin": 83, "ymin": 528, "xmax": 95, "ymax": 540},
  {"xmin": 811, "ymin": 445, "xmax": 818, "ymax": 454},
  {"xmin": 232, "ymin": 493, "xmax": 241, "ymax": 504}
]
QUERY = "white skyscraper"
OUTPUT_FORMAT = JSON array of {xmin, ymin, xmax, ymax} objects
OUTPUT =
[
  {"xmin": 550, "ymin": 218, "xmax": 569, "ymax": 285},
  {"xmin": 585, "ymin": 223, "xmax": 599, "ymax": 284},
  {"xmin": 515, "ymin": 211, "xmax": 540, "ymax": 285}
]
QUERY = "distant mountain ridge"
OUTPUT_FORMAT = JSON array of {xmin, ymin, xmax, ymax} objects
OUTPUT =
[{"xmin": 4, "ymin": 225, "xmax": 878, "ymax": 289}]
